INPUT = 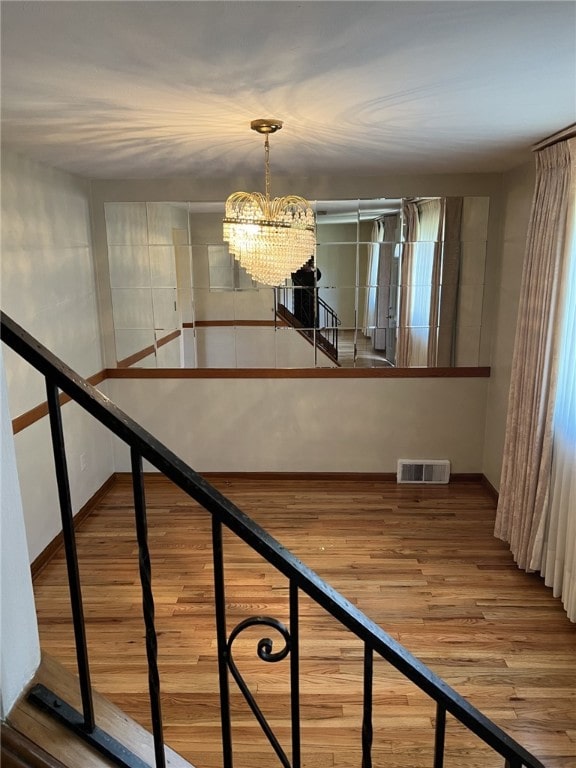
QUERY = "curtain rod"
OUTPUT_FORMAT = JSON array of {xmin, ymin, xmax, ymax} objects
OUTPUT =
[{"xmin": 532, "ymin": 123, "xmax": 576, "ymax": 152}]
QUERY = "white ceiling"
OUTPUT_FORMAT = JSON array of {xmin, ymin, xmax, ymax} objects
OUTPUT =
[{"xmin": 1, "ymin": 1, "xmax": 575, "ymax": 180}]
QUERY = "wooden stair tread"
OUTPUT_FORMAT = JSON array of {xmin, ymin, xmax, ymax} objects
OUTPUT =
[
  {"xmin": 1, "ymin": 722, "xmax": 68, "ymax": 768},
  {"xmin": 6, "ymin": 653, "xmax": 194, "ymax": 768}
]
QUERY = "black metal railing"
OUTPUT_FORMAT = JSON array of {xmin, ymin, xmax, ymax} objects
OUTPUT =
[
  {"xmin": 316, "ymin": 294, "xmax": 340, "ymax": 357},
  {"xmin": 1, "ymin": 310, "xmax": 545, "ymax": 768},
  {"xmin": 275, "ymin": 287, "xmax": 340, "ymax": 362}
]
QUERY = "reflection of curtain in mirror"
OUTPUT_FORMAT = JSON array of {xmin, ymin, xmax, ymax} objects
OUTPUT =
[
  {"xmin": 374, "ymin": 215, "xmax": 399, "ymax": 351},
  {"xmin": 363, "ymin": 216, "xmax": 399, "ymax": 347},
  {"xmin": 397, "ymin": 199, "xmax": 443, "ymax": 366},
  {"xmin": 434, "ymin": 198, "xmax": 463, "ymax": 366},
  {"xmin": 427, "ymin": 197, "xmax": 462, "ymax": 368},
  {"xmin": 363, "ymin": 218, "xmax": 384, "ymax": 334},
  {"xmin": 396, "ymin": 201, "xmax": 418, "ymax": 366}
]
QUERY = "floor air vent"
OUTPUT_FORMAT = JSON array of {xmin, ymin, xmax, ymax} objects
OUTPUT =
[{"xmin": 397, "ymin": 459, "xmax": 451, "ymax": 484}]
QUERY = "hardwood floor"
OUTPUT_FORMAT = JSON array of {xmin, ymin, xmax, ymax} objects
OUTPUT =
[{"xmin": 31, "ymin": 475, "xmax": 576, "ymax": 768}]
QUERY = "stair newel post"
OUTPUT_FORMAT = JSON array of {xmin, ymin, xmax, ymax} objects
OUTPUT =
[
  {"xmin": 45, "ymin": 381, "xmax": 95, "ymax": 732},
  {"xmin": 130, "ymin": 449, "xmax": 166, "ymax": 768},
  {"xmin": 212, "ymin": 516, "xmax": 234, "ymax": 768}
]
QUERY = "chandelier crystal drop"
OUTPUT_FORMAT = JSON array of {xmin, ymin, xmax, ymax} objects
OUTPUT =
[{"xmin": 223, "ymin": 119, "xmax": 316, "ymax": 286}]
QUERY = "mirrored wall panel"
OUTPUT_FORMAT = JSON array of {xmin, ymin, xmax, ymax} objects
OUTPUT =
[{"xmin": 103, "ymin": 197, "xmax": 489, "ymax": 369}]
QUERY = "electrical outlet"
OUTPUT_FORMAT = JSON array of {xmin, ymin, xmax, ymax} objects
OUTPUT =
[{"xmin": 80, "ymin": 453, "xmax": 87, "ymax": 472}]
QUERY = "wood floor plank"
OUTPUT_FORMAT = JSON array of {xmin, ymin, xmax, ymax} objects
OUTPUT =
[{"xmin": 31, "ymin": 475, "xmax": 576, "ymax": 768}]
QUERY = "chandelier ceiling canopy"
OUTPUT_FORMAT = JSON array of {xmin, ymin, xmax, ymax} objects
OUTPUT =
[{"xmin": 223, "ymin": 119, "xmax": 316, "ymax": 286}]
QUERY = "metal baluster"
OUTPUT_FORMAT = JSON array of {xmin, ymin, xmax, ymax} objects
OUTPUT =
[
  {"xmin": 212, "ymin": 516, "xmax": 233, "ymax": 768},
  {"xmin": 505, "ymin": 759, "xmax": 522, "ymax": 768},
  {"xmin": 433, "ymin": 702, "xmax": 446, "ymax": 768},
  {"xmin": 45, "ymin": 381, "xmax": 95, "ymax": 732},
  {"xmin": 361, "ymin": 644, "xmax": 373, "ymax": 768},
  {"xmin": 131, "ymin": 449, "xmax": 165, "ymax": 768},
  {"xmin": 333, "ymin": 308, "xmax": 338, "ymax": 355},
  {"xmin": 290, "ymin": 581, "xmax": 301, "ymax": 768}
]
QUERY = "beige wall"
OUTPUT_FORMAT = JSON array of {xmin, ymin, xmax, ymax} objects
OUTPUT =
[
  {"xmin": 108, "ymin": 376, "xmax": 488, "ymax": 474},
  {"xmin": 1, "ymin": 150, "xmax": 115, "ymax": 560},
  {"xmin": 2, "ymin": 150, "xmax": 103, "ymax": 411},
  {"xmin": 1, "ymin": 350, "xmax": 40, "ymax": 716},
  {"xmin": 482, "ymin": 161, "xmax": 535, "ymax": 490}
]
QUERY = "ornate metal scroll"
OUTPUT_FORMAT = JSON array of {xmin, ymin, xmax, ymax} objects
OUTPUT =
[{"xmin": 226, "ymin": 616, "xmax": 293, "ymax": 768}]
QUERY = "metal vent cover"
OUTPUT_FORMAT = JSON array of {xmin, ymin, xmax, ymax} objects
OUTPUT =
[{"xmin": 397, "ymin": 459, "xmax": 451, "ymax": 484}]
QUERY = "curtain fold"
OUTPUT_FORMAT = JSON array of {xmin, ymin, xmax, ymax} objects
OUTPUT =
[
  {"xmin": 396, "ymin": 201, "xmax": 418, "ymax": 367},
  {"xmin": 435, "ymin": 197, "xmax": 463, "ymax": 367},
  {"xmin": 373, "ymin": 214, "xmax": 398, "ymax": 351},
  {"xmin": 495, "ymin": 140, "xmax": 573, "ymax": 582},
  {"xmin": 424, "ymin": 198, "xmax": 447, "ymax": 366},
  {"xmin": 533, "ymin": 139, "xmax": 576, "ymax": 620},
  {"xmin": 363, "ymin": 218, "xmax": 384, "ymax": 334}
]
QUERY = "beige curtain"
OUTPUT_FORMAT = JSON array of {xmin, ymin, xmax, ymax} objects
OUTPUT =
[
  {"xmin": 495, "ymin": 140, "xmax": 572, "ymax": 571},
  {"xmin": 532, "ymin": 137, "xmax": 576, "ymax": 620}
]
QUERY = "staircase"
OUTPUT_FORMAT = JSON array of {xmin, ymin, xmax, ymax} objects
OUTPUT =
[
  {"xmin": 275, "ymin": 301, "xmax": 339, "ymax": 364},
  {"xmin": 275, "ymin": 285, "xmax": 340, "ymax": 364},
  {"xmin": 1, "ymin": 311, "xmax": 546, "ymax": 768},
  {"xmin": 3, "ymin": 654, "xmax": 193, "ymax": 768}
]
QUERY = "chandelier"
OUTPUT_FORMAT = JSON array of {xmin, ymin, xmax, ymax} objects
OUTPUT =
[{"xmin": 223, "ymin": 119, "xmax": 316, "ymax": 286}]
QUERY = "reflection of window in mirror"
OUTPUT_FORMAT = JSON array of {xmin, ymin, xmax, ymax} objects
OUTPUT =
[{"xmin": 208, "ymin": 245, "xmax": 256, "ymax": 291}]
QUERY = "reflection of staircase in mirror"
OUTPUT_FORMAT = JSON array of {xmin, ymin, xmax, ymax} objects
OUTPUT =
[{"xmin": 276, "ymin": 303, "xmax": 339, "ymax": 365}]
